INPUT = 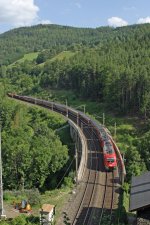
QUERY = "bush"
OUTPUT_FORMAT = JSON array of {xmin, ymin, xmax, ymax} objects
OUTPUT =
[
  {"xmin": 11, "ymin": 215, "xmax": 26, "ymax": 225},
  {"xmin": 63, "ymin": 177, "xmax": 73, "ymax": 188},
  {"xmin": 0, "ymin": 222, "xmax": 10, "ymax": 225},
  {"xmin": 122, "ymin": 182, "xmax": 130, "ymax": 194},
  {"xmin": 25, "ymin": 189, "xmax": 41, "ymax": 205},
  {"xmin": 3, "ymin": 191, "xmax": 16, "ymax": 201},
  {"xmin": 3, "ymin": 189, "xmax": 41, "ymax": 206}
]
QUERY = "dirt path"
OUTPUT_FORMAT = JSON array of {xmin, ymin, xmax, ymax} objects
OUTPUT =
[{"xmin": 4, "ymin": 202, "xmax": 20, "ymax": 219}]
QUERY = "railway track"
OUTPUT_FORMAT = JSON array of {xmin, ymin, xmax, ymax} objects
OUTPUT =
[
  {"xmin": 67, "ymin": 124, "xmax": 117, "ymax": 225},
  {"xmin": 8, "ymin": 94, "xmax": 124, "ymax": 225},
  {"xmin": 98, "ymin": 171, "xmax": 115, "ymax": 225},
  {"xmin": 81, "ymin": 147, "xmax": 116, "ymax": 225},
  {"xmin": 72, "ymin": 125, "xmax": 98, "ymax": 225}
]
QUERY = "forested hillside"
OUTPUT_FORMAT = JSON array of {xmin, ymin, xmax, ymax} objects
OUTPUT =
[
  {"xmin": 1, "ymin": 23, "xmax": 150, "ymax": 115},
  {"xmin": 0, "ymin": 24, "xmax": 113, "ymax": 65}
]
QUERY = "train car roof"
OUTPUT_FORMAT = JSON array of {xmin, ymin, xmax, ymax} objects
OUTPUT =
[{"xmin": 15, "ymin": 95, "xmax": 109, "ymax": 138}]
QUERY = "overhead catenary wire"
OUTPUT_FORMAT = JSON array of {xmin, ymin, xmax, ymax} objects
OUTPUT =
[{"xmin": 56, "ymin": 157, "xmax": 75, "ymax": 189}]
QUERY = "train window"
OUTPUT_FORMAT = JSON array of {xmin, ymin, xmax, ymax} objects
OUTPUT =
[
  {"xmin": 108, "ymin": 149, "xmax": 113, "ymax": 154},
  {"xmin": 107, "ymin": 158, "xmax": 115, "ymax": 162},
  {"xmin": 105, "ymin": 141, "xmax": 112, "ymax": 146}
]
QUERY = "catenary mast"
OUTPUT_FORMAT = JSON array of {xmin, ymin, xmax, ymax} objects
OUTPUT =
[{"xmin": 0, "ymin": 125, "xmax": 6, "ymax": 219}]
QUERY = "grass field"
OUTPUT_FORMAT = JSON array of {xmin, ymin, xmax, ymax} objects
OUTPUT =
[
  {"xmin": 8, "ymin": 50, "xmax": 75, "ymax": 69},
  {"xmin": 18, "ymin": 52, "xmax": 39, "ymax": 62},
  {"xmin": 38, "ymin": 50, "xmax": 75, "ymax": 67},
  {"xmin": 51, "ymin": 51, "xmax": 75, "ymax": 61},
  {"xmin": 8, "ymin": 52, "xmax": 39, "ymax": 67}
]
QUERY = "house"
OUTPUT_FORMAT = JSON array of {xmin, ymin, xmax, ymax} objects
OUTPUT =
[
  {"xmin": 40, "ymin": 204, "xmax": 55, "ymax": 225},
  {"xmin": 129, "ymin": 171, "xmax": 150, "ymax": 224}
]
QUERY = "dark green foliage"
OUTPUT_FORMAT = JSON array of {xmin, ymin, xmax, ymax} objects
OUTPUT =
[
  {"xmin": 136, "ymin": 130, "xmax": 150, "ymax": 170},
  {"xmin": 36, "ymin": 48, "xmax": 63, "ymax": 64},
  {"xmin": 6, "ymin": 215, "xmax": 38, "ymax": 225},
  {"xmin": 62, "ymin": 171, "xmax": 75, "ymax": 188},
  {"xmin": 125, "ymin": 145, "xmax": 146, "ymax": 181},
  {"xmin": 24, "ymin": 189, "xmax": 41, "ymax": 205},
  {"xmin": 0, "ymin": 90, "xmax": 69, "ymax": 190}
]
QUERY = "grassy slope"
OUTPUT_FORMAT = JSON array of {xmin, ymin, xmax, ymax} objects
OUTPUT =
[
  {"xmin": 8, "ymin": 52, "xmax": 39, "ymax": 67},
  {"xmin": 8, "ymin": 50, "xmax": 75, "ymax": 69},
  {"xmin": 51, "ymin": 51, "xmax": 75, "ymax": 61},
  {"xmin": 38, "ymin": 50, "xmax": 75, "ymax": 67},
  {"xmin": 17, "ymin": 52, "xmax": 38, "ymax": 62}
]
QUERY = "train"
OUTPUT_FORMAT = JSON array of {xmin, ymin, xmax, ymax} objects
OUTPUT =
[
  {"xmin": 92, "ymin": 120, "xmax": 117, "ymax": 170},
  {"xmin": 7, "ymin": 93, "xmax": 117, "ymax": 170}
]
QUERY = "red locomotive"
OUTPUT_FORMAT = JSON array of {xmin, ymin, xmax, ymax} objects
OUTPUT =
[
  {"xmin": 99, "ymin": 127, "xmax": 117, "ymax": 170},
  {"xmin": 103, "ymin": 140, "xmax": 117, "ymax": 170}
]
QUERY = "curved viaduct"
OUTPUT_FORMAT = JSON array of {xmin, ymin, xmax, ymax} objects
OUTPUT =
[{"xmin": 8, "ymin": 94, "xmax": 126, "ymax": 225}]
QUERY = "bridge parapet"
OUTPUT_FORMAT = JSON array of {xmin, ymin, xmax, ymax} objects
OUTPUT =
[{"xmin": 68, "ymin": 120, "xmax": 88, "ymax": 182}]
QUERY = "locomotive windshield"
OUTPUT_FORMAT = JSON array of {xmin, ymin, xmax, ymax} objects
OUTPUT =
[{"xmin": 107, "ymin": 158, "xmax": 115, "ymax": 162}]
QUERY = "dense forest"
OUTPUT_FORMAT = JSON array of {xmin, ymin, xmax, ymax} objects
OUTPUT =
[
  {"xmin": 0, "ymin": 23, "xmax": 150, "ymax": 224},
  {"xmin": 0, "ymin": 84, "xmax": 70, "ymax": 190}
]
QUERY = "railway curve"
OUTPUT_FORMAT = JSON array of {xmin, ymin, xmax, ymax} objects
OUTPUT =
[{"xmin": 8, "ymin": 93, "xmax": 126, "ymax": 225}]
